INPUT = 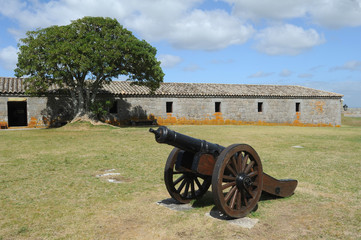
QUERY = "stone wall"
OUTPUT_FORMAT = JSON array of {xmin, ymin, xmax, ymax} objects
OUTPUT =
[
  {"xmin": 0, "ymin": 96, "xmax": 48, "ymax": 128},
  {"xmin": 343, "ymin": 108, "xmax": 361, "ymax": 117},
  {"xmin": 0, "ymin": 94, "xmax": 342, "ymax": 128},
  {"xmin": 109, "ymin": 96, "xmax": 342, "ymax": 127}
]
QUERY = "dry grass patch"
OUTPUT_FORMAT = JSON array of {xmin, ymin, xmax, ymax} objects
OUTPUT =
[
  {"xmin": 0, "ymin": 122, "xmax": 360, "ymax": 239},
  {"xmin": 342, "ymin": 115, "xmax": 361, "ymax": 127}
]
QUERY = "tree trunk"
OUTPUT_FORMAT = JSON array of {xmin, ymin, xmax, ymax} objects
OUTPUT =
[
  {"xmin": 69, "ymin": 90, "xmax": 78, "ymax": 117},
  {"xmin": 77, "ymin": 86, "xmax": 86, "ymax": 116}
]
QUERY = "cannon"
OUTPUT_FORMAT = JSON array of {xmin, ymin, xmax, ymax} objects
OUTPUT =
[{"xmin": 150, "ymin": 126, "xmax": 298, "ymax": 218}]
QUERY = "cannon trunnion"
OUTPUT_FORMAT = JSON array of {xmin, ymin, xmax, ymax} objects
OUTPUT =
[{"xmin": 150, "ymin": 126, "xmax": 298, "ymax": 218}]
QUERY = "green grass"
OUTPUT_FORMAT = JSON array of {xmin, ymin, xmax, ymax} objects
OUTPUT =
[
  {"xmin": 342, "ymin": 115, "xmax": 361, "ymax": 127},
  {"xmin": 1, "ymin": 122, "xmax": 360, "ymax": 239}
]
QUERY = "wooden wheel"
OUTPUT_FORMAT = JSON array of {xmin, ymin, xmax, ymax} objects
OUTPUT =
[
  {"xmin": 164, "ymin": 148, "xmax": 212, "ymax": 203},
  {"xmin": 212, "ymin": 144, "xmax": 263, "ymax": 218}
]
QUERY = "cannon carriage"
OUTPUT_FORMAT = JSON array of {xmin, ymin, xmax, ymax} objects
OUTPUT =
[{"xmin": 150, "ymin": 126, "xmax": 297, "ymax": 218}]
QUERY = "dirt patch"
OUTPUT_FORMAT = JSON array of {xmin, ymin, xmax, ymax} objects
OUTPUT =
[
  {"xmin": 70, "ymin": 115, "xmax": 108, "ymax": 125},
  {"xmin": 95, "ymin": 169, "xmax": 130, "ymax": 183}
]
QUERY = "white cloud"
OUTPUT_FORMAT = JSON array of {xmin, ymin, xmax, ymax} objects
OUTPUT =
[
  {"xmin": 310, "ymin": 0, "xmax": 361, "ymax": 28},
  {"xmin": 0, "ymin": 46, "xmax": 18, "ymax": 71},
  {"xmin": 1, "ymin": 0, "xmax": 359, "ymax": 56},
  {"xmin": 248, "ymin": 71, "xmax": 273, "ymax": 78},
  {"xmin": 330, "ymin": 60, "xmax": 361, "ymax": 72},
  {"xmin": 279, "ymin": 69, "xmax": 292, "ymax": 77},
  {"xmin": 127, "ymin": 7, "xmax": 254, "ymax": 51},
  {"xmin": 0, "ymin": 0, "xmax": 254, "ymax": 51},
  {"xmin": 158, "ymin": 54, "xmax": 182, "ymax": 68},
  {"xmin": 166, "ymin": 10, "xmax": 254, "ymax": 50},
  {"xmin": 254, "ymin": 24, "xmax": 325, "ymax": 55},
  {"xmin": 224, "ymin": 0, "xmax": 361, "ymax": 28},
  {"xmin": 225, "ymin": 0, "xmax": 310, "ymax": 21}
]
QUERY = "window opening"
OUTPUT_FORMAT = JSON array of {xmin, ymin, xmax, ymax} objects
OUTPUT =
[
  {"xmin": 296, "ymin": 102, "xmax": 300, "ymax": 112},
  {"xmin": 166, "ymin": 102, "xmax": 173, "ymax": 113},
  {"xmin": 109, "ymin": 101, "xmax": 118, "ymax": 114},
  {"xmin": 258, "ymin": 102, "xmax": 263, "ymax": 112},
  {"xmin": 215, "ymin": 102, "xmax": 221, "ymax": 112}
]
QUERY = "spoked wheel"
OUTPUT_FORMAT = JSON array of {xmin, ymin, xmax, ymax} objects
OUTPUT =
[
  {"xmin": 164, "ymin": 148, "xmax": 212, "ymax": 203},
  {"xmin": 212, "ymin": 144, "xmax": 263, "ymax": 218}
]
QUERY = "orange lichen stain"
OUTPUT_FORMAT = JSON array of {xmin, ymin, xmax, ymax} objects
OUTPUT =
[
  {"xmin": 28, "ymin": 117, "xmax": 38, "ymax": 128},
  {"xmin": 155, "ymin": 112, "xmax": 338, "ymax": 127},
  {"xmin": 292, "ymin": 112, "xmax": 302, "ymax": 125},
  {"xmin": 313, "ymin": 101, "xmax": 325, "ymax": 114},
  {"xmin": 0, "ymin": 121, "xmax": 8, "ymax": 129},
  {"xmin": 26, "ymin": 117, "xmax": 47, "ymax": 128}
]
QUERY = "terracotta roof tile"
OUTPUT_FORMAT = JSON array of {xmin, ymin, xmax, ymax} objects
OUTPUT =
[
  {"xmin": 0, "ymin": 77, "xmax": 25, "ymax": 93},
  {"xmin": 0, "ymin": 77, "xmax": 343, "ymax": 98}
]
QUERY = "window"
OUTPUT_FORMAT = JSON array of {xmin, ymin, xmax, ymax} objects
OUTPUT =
[
  {"xmin": 296, "ymin": 102, "xmax": 300, "ymax": 112},
  {"xmin": 166, "ymin": 102, "xmax": 173, "ymax": 113},
  {"xmin": 109, "ymin": 101, "xmax": 118, "ymax": 113},
  {"xmin": 258, "ymin": 102, "xmax": 263, "ymax": 112},
  {"xmin": 215, "ymin": 102, "xmax": 221, "ymax": 112}
]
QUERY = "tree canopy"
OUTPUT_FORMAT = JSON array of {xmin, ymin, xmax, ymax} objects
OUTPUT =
[{"xmin": 15, "ymin": 16, "xmax": 164, "ymax": 118}]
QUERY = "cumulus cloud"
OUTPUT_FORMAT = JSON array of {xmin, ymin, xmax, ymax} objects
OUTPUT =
[
  {"xmin": 225, "ymin": 0, "xmax": 310, "ymax": 21},
  {"xmin": 0, "ymin": 46, "xmax": 18, "ymax": 71},
  {"xmin": 223, "ymin": 0, "xmax": 361, "ymax": 28},
  {"xmin": 158, "ymin": 54, "xmax": 182, "ymax": 68},
  {"xmin": 0, "ymin": 0, "xmax": 254, "ymax": 51},
  {"xmin": 330, "ymin": 60, "xmax": 361, "ymax": 72},
  {"xmin": 1, "ymin": 0, "xmax": 359, "ymax": 56},
  {"xmin": 310, "ymin": 0, "xmax": 361, "ymax": 28},
  {"xmin": 248, "ymin": 71, "xmax": 273, "ymax": 78},
  {"xmin": 165, "ymin": 10, "xmax": 254, "ymax": 50},
  {"xmin": 128, "ymin": 7, "xmax": 254, "ymax": 50},
  {"xmin": 254, "ymin": 24, "xmax": 325, "ymax": 55}
]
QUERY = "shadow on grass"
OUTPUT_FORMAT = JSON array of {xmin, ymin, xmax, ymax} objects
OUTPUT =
[
  {"xmin": 191, "ymin": 191, "xmax": 214, "ymax": 208},
  {"xmin": 158, "ymin": 191, "xmax": 284, "ymax": 220},
  {"xmin": 193, "ymin": 191, "xmax": 282, "ymax": 220}
]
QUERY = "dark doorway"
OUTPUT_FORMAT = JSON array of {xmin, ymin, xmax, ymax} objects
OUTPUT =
[{"xmin": 7, "ymin": 101, "xmax": 28, "ymax": 127}]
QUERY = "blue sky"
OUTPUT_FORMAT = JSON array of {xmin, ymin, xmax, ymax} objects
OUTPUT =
[{"xmin": 0, "ymin": 0, "xmax": 360, "ymax": 107}]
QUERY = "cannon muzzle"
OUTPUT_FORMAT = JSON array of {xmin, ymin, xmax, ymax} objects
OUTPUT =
[{"xmin": 149, "ymin": 126, "xmax": 172, "ymax": 144}]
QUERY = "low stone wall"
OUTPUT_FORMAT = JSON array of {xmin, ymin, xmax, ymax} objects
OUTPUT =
[{"xmin": 343, "ymin": 108, "xmax": 361, "ymax": 117}]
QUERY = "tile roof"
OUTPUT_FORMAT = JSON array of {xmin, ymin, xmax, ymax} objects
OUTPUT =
[
  {"xmin": 0, "ymin": 77, "xmax": 343, "ymax": 98},
  {"xmin": 0, "ymin": 77, "xmax": 25, "ymax": 94}
]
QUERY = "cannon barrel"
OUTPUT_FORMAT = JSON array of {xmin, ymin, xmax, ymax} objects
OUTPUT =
[{"xmin": 149, "ymin": 126, "xmax": 224, "ymax": 155}]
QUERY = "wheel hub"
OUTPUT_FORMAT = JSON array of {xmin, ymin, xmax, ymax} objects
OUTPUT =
[{"xmin": 236, "ymin": 173, "xmax": 253, "ymax": 190}]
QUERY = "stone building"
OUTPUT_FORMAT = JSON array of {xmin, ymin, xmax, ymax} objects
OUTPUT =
[{"xmin": 0, "ymin": 77, "xmax": 343, "ymax": 128}]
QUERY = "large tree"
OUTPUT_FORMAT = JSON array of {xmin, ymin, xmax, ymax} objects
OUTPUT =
[{"xmin": 15, "ymin": 16, "xmax": 164, "ymax": 119}]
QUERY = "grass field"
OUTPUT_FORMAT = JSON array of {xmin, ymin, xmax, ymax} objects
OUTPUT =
[{"xmin": 1, "ymin": 119, "xmax": 360, "ymax": 239}]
